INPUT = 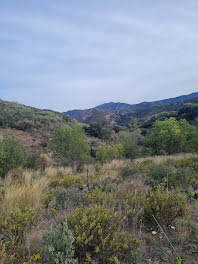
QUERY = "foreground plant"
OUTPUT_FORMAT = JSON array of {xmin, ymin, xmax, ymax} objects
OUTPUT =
[
  {"xmin": 68, "ymin": 205, "xmax": 140, "ymax": 263},
  {"xmin": 43, "ymin": 220, "xmax": 78, "ymax": 264},
  {"xmin": 143, "ymin": 189, "xmax": 189, "ymax": 227}
]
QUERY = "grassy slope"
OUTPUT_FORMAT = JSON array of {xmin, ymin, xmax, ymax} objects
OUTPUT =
[{"xmin": 0, "ymin": 99, "xmax": 75, "ymax": 154}]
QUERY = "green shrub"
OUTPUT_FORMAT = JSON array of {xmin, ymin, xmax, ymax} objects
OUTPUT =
[
  {"xmin": 119, "ymin": 131, "xmax": 137, "ymax": 159},
  {"xmin": 0, "ymin": 208, "xmax": 36, "ymax": 263},
  {"xmin": 50, "ymin": 124, "xmax": 90, "ymax": 167},
  {"xmin": 96, "ymin": 143, "xmax": 124, "ymax": 164},
  {"xmin": 0, "ymin": 135, "xmax": 26, "ymax": 177},
  {"xmin": 144, "ymin": 117, "xmax": 198, "ymax": 154},
  {"xmin": 62, "ymin": 175, "xmax": 81, "ymax": 188},
  {"xmin": 68, "ymin": 205, "xmax": 140, "ymax": 263},
  {"xmin": 43, "ymin": 220, "xmax": 78, "ymax": 264},
  {"xmin": 121, "ymin": 165, "xmax": 139, "ymax": 179},
  {"xmin": 143, "ymin": 189, "xmax": 189, "ymax": 227},
  {"xmin": 55, "ymin": 188, "xmax": 84, "ymax": 209}
]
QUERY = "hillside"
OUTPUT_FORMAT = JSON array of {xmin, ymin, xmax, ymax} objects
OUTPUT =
[
  {"xmin": 65, "ymin": 92, "xmax": 198, "ymax": 125},
  {"xmin": 0, "ymin": 99, "xmax": 75, "ymax": 155}
]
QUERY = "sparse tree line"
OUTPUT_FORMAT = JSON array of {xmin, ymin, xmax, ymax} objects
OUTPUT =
[{"xmin": 1, "ymin": 115, "xmax": 198, "ymax": 177}]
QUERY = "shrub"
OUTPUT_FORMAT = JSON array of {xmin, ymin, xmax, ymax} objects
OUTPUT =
[
  {"xmin": 55, "ymin": 188, "xmax": 84, "ymax": 209},
  {"xmin": 121, "ymin": 165, "xmax": 139, "ymax": 179},
  {"xmin": 39, "ymin": 154, "xmax": 52, "ymax": 170},
  {"xmin": 119, "ymin": 131, "xmax": 137, "ymax": 159},
  {"xmin": 68, "ymin": 205, "xmax": 140, "ymax": 263},
  {"xmin": 62, "ymin": 175, "xmax": 81, "ymax": 188},
  {"xmin": 50, "ymin": 125, "xmax": 90, "ymax": 167},
  {"xmin": 143, "ymin": 189, "xmax": 189, "ymax": 227},
  {"xmin": 43, "ymin": 220, "xmax": 78, "ymax": 264},
  {"xmin": 96, "ymin": 143, "xmax": 124, "ymax": 164},
  {"xmin": 0, "ymin": 135, "xmax": 26, "ymax": 178},
  {"xmin": 144, "ymin": 117, "xmax": 198, "ymax": 154},
  {"xmin": 0, "ymin": 208, "xmax": 36, "ymax": 263}
]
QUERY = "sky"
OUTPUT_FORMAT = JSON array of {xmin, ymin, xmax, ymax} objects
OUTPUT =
[{"xmin": 0, "ymin": 0, "xmax": 198, "ymax": 111}]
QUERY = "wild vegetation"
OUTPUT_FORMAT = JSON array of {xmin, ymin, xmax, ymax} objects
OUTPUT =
[{"xmin": 0, "ymin": 98, "xmax": 198, "ymax": 263}]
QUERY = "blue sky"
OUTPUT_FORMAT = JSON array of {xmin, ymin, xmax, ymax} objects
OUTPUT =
[{"xmin": 0, "ymin": 0, "xmax": 198, "ymax": 111}]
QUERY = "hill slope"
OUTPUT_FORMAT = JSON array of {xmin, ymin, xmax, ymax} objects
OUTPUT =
[
  {"xmin": 0, "ymin": 99, "xmax": 75, "ymax": 154},
  {"xmin": 65, "ymin": 92, "xmax": 198, "ymax": 125}
]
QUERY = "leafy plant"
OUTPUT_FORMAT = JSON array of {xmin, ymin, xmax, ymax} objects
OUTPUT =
[
  {"xmin": 50, "ymin": 124, "xmax": 90, "ymax": 167},
  {"xmin": 43, "ymin": 220, "xmax": 78, "ymax": 264},
  {"xmin": 143, "ymin": 189, "xmax": 189, "ymax": 227},
  {"xmin": 96, "ymin": 143, "xmax": 124, "ymax": 163},
  {"xmin": 0, "ymin": 135, "xmax": 26, "ymax": 178},
  {"xmin": 68, "ymin": 205, "xmax": 140, "ymax": 263},
  {"xmin": 174, "ymin": 257, "xmax": 185, "ymax": 264}
]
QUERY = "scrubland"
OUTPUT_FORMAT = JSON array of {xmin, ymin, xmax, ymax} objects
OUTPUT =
[{"xmin": 0, "ymin": 154, "xmax": 197, "ymax": 264}]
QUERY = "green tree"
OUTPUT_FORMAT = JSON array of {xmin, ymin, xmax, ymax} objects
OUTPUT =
[
  {"xmin": 178, "ymin": 118, "xmax": 198, "ymax": 152},
  {"xmin": 96, "ymin": 143, "xmax": 124, "ymax": 163},
  {"xmin": 43, "ymin": 221, "xmax": 78, "ymax": 264},
  {"xmin": 84, "ymin": 119, "xmax": 113, "ymax": 141},
  {"xmin": 145, "ymin": 117, "xmax": 198, "ymax": 154},
  {"xmin": 50, "ymin": 125, "xmax": 90, "ymax": 166},
  {"xmin": 119, "ymin": 131, "xmax": 137, "ymax": 159},
  {"xmin": 0, "ymin": 135, "xmax": 26, "ymax": 177}
]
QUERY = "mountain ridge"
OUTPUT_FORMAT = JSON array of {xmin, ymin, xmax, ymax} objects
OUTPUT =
[{"xmin": 65, "ymin": 91, "xmax": 198, "ymax": 124}]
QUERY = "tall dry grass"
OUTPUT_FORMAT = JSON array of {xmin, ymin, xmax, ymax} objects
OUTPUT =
[
  {"xmin": 3, "ymin": 170, "xmax": 48, "ymax": 213},
  {"xmin": 134, "ymin": 153, "xmax": 198, "ymax": 164}
]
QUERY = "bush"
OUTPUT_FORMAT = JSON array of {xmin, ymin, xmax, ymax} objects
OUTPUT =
[
  {"xmin": 144, "ymin": 117, "xmax": 198, "ymax": 154},
  {"xmin": 50, "ymin": 125, "xmax": 90, "ymax": 167},
  {"xmin": 68, "ymin": 205, "xmax": 140, "ymax": 263},
  {"xmin": 0, "ymin": 135, "xmax": 26, "ymax": 177},
  {"xmin": 62, "ymin": 175, "xmax": 82, "ymax": 188},
  {"xmin": 119, "ymin": 131, "xmax": 137, "ymax": 159},
  {"xmin": 121, "ymin": 165, "xmax": 139, "ymax": 179},
  {"xmin": 43, "ymin": 220, "xmax": 78, "ymax": 264},
  {"xmin": 55, "ymin": 188, "xmax": 84, "ymax": 209},
  {"xmin": 96, "ymin": 143, "xmax": 124, "ymax": 164},
  {"xmin": 0, "ymin": 208, "xmax": 36, "ymax": 263},
  {"xmin": 143, "ymin": 189, "xmax": 189, "ymax": 227}
]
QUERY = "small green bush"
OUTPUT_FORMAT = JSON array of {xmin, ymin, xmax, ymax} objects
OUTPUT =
[
  {"xmin": 96, "ymin": 143, "xmax": 124, "ymax": 164},
  {"xmin": 55, "ymin": 188, "xmax": 84, "ymax": 209},
  {"xmin": 43, "ymin": 220, "xmax": 78, "ymax": 264},
  {"xmin": 68, "ymin": 205, "xmax": 140, "ymax": 263},
  {"xmin": 121, "ymin": 165, "xmax": 139, "ymax": 179},
  {"xmin": 143, "ymin": 189, "xmax": 189, "ymax": 227},
  {"xmin": 0, "ymin": 135, "xmax": 26, "ymax": 178},
  {"xmin": 62, "ymin": 175, "xmax": 81, "ymax": 188}
]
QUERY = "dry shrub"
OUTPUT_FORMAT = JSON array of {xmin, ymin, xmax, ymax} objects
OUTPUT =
[
  {"xmin": 134, "ymin": 153, "xmax": 198, "ymax": 165},
  {"xmin": 102, "ymin": 159, "xmax": 126, "ymax": 170},
  {"xmin": 45, "ymin": 166, "xmax": 73, "ymax": 179},
  {"xmin": 39, "ymin": 153, "xmax": 52, "ymax": 170}
]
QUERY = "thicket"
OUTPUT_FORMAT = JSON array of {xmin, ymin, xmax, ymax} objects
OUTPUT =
[
  {"xmin": 0, "ymin": 135, "xmax": 26, "ymax": 178},
  {"xmin": 68, "ymin": 205, "xmax": 140, "ymax": 263},
  {"xmin": 50, "ymin": 124, "xmax": 90, "ymax": 168},
  {"xmin": 144, "ymin": 117, "xmax": 198, "ymax": 154}
]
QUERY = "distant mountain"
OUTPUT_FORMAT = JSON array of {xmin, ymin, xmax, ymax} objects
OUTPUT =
[{"xmin": 65, "ymin": 92, "xmax": 198, "ymax": 125}]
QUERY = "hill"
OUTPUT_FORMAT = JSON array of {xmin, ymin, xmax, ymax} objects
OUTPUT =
[
  {"xmin": 0, "ymin": 99, "xmax": 75, "ymax": 155},
  {"xmin": 65, "ymin": 92, "xmax": 198, "ymax": 125}
]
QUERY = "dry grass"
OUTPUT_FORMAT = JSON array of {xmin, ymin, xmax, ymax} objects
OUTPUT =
[
  {"xmin": 134, "ymin": 153, "xmax": 198, "ymax": 164},
  {"xmin": 4, "ymin": 171, "xmax": 48, "ymax": 212},
  {"xmin": 44, "ymin": 166, "xmax": 73, "ymax": 178}
]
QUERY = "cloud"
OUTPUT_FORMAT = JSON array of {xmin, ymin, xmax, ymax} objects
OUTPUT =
[{"xmin": 0, "ymin": 0, "xmax": 198, "ymax": 111}]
